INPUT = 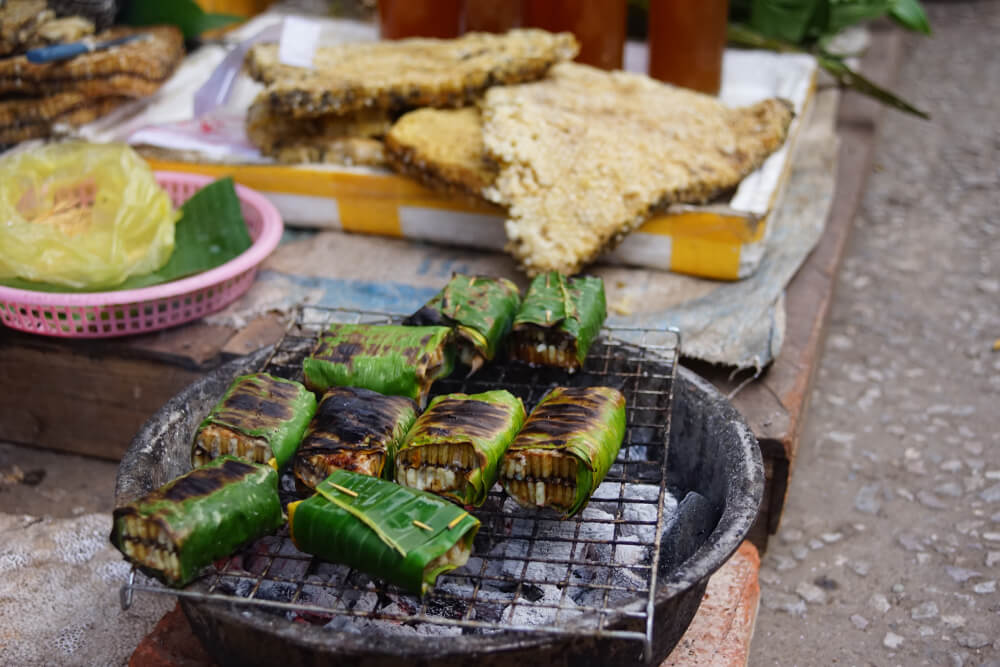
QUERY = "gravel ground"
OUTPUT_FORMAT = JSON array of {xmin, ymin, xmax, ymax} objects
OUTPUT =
[{"xmin": 750, "ymin": 3, "xmax": 1000, "ymax": 665}]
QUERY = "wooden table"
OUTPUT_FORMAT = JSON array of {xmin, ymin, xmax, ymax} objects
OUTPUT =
[{"xmin": 0, "ymin": 27, "xmax": 901, "ymax": 548}]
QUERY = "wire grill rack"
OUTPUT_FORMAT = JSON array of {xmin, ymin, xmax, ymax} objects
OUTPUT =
[{"xmin": 122, "ymin": 305, "xmax": 680, "ymax": 662}]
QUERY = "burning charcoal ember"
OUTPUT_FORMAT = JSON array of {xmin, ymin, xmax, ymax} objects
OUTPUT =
[
  {"xmin": 303, "ymin": 323, "xmax": 455, "ymax": 408},
  {"xmin": 288, "ymin": 469, "xmax": 480, "ymax": 595},
  {"xmin": 191, "ymin": 373, "xmax": 316, "ymax": 469},
  {"xmin": 396, "ymin": 390, "xmax": 526, "ymax": 507},
  {"xmin": 508, "ymin": 272, "xmax": 606, "ymax": 372},
  {"xmin": 293, "ymin": 387, "xmax": 418, "ymax": 491},
  {"xmin": 502, "ymin": 387, "xmax": 626, "ymax": 518},
  {"xmin": 109, "ymin": 457, "xmax": 284, "ymax": 587},
  {"xmin": 404, "ymin": 274, "xmax": 522, "ymax": 374}
]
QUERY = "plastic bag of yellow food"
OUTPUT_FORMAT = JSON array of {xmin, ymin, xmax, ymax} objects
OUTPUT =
[{"xmin": 0, "ymin": 142, "xmax": 178, "ymax": 290}]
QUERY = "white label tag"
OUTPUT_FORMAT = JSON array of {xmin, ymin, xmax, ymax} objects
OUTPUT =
[{"xmin": 278, "ymin": 16, "xmax": 320, "ymax": 69}]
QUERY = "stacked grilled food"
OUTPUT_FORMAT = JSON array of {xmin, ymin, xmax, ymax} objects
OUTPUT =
[
  {"xmin": 242, "ymin": 29, "xmax": 794, "ymax": 276},
  {"xmin": 0, "ymin": 0, "xmax": 184, "ymax": 145},
  {"xmin": 110, "ymin": 273, "xmax": 630, "ymax": 595}
]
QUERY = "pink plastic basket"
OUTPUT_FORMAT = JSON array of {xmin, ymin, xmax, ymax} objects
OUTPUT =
[{"xmin": 0, "ymin": 172, "xmax": 283, "ymax": 338}]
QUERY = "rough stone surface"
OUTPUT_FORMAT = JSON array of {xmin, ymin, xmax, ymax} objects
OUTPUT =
[
  {"xmin": 0, "ymin": 513, "xmax": 172, "ymax": 666},
  {"xmin": 751, "ymin": 5, "xmax": 1000, "ymax": 664}
]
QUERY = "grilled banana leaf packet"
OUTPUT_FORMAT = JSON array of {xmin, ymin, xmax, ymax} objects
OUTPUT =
[
  {"xmin": 508, "ymin": 272, "xmax": 606, "ymax": 372},
  {"xmin": 293, "ymin": 386, "xmax": 418, "ymax": 491},
  {"xmin": 501, "ymin": 386, "xmax": 626, "ymax": 518},
  {"xmin": 404, "ymin": 274, "xmax": 521, "ymax": 374},
  {"xmin": 110, "ymin": 456, "xmax": 283, "ymax": 587},
  {"xmin": 192, "ymin": 373, "xmax": 316, "ymax": 469},
  {"xmin": 288, "ymin": 469, "xmax": 480, "ymax": 595},
  {"xmin": 395, "ymin": 390, "xmax": 526, "ymax": 507},
  {"xmin": 303, "ymin": 323, "xmax": 455, "ymax": 408}
]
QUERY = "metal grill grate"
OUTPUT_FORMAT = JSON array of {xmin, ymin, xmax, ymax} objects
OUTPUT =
[{"xmin": 122, "ymin": 305, "xmax": 680, "ymax": 662}]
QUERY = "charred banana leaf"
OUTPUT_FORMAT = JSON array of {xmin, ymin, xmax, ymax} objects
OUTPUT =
[
  {"xmin": 110, "ymin": 456, "xmax": 283, "ymax": 587},
  {"xmin": 303, "ymin": 323, "xmax": 455, "ymax": 408},
  {"xmin": 501, "ymin": 386, "xmax": 625, "ymax": 518},
  {"xmin": 404, "ymin": 274, "xmax": 521, "ymax": 374},
  {"xmin": 396, "ymin": 390, "xmax": 525, "ymax": 507},
  {"xmin": 293, "ymin": 386, "xmax": 418, "ymax": 490},
  {"xmin": 192, "ymin": 373, "xmax": 316, "ymax": 469},
  {"xmin": 508, "ymin": 272, "xmax": 606, "ymax": 371},
  {"xmin": 288, "ymin": 469, "xmax": 480, "ymax": 595}
]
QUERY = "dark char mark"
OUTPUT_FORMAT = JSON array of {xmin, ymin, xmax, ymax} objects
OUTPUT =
[
  {"xmin": 517, "ymin": 388, "xmax": 609, "ymax": 442},
  {"xmin": 417, "ymin": 397, "xmax": 512, "ymax": 439},
  {"xmin": 403, "ymin": 304, "xmax": 449, "ymax": 327},
  {"xmin": 304, "ymin": 387, "xmax": 415, "ymax": 450},
  {"xmin": 160, "ymin": 459, "xmax": 256, "ymax": 502}
]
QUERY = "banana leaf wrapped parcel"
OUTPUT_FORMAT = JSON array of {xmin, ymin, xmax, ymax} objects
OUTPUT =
[
  {"xmin": 192, "ymin": 373, "xmax": 316, "ymax": 469},
  {"xmin": 404, "ymin": 274, "xmax": 521, "ymax": 373},
  {"xmin": 293, "ymin": 386, "xmax": 418, "ymax": 490},
  {"xmin": 303, "ymin": 323, "xmax": 455, "ymax": 407},
  {"xmin": 110, "ymin": 456, "xmax": 283, "ymax": 587},
  {"xmin": 501, "ymin": 386, "xmax": 625, "ymax": 518},
  {"xmin": 508, "ymin": 272, "xmax": 606, "ymax": 371},
  {"xmin": 288, "ymin": 469, "xmax": 480, "ymax": 595},
  {"xmin": 395, "ymin": 390, "xmax": 526, "ymax": 507}
]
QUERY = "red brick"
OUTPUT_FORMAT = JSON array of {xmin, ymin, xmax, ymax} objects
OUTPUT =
[{"xmin": 661, "ymin": 541, "xmax": 761, "ymax": 667}]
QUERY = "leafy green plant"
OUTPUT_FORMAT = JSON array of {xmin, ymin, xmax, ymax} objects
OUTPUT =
[
  {"xmin": 728, "ymin": 0, "xmax": 931, "ymax": 118},
  {"xmin": 120, "ymin": 0, "xmax": 242, "ymax": 40}
]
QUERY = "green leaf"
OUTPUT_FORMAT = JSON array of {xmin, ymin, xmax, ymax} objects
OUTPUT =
[
  {"xmin": 890, "ymin": 0, "xmax": 931, "ymax": 34},
  {"xmin": 191, "ymin": 12, "xmax": 246, "ymax": 35},
  {"xmin": 121, "ymin": 0, "xmax": 242, "ymax": 40},
  {"xmin": 749, "ymin": 0, "xmax": 825, "ymax": 43},
  {"xmin": 827, "ymin": 0, "xmax": 893, "ymax": 35},
  {"xmin": 0, "ymin": 178, "xmax": 253, "ymax": 293},
  {"xmin": 142, "ymin": 177, "xmax": 252, "ymax": 286}
]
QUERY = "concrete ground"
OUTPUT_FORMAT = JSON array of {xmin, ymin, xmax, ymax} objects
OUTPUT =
[
  {"xmin": 750, "ymin": 2, "xmax": 1000, "ymax": 665},
  {"xmin": 0, "ymin": 3, "xmax": 996, "ymax": 665}
]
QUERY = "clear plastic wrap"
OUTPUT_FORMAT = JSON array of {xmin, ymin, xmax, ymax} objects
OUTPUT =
[{"xmin": 0, "ymin": 142, "xmax": 178, "ymax": 289}]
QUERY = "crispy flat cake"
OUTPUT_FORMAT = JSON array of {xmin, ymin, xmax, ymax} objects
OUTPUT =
[
  {"xmin": 385, "ymin": 106, "xmax": 498, "ymax": 200},
  {"xmin": 245, "ymin": 29, "xmax": 578, "ymax": 118},
  {"xmin": 0, "ymin": 25, "xmax": 184, "ymax": 97},
  {"xmin": 246, "ymin": 94, "xmax": 392, "ymax": 165},
  {"xmin": 481, "ymin": 63, "xmax": 794, "ymax": 275},
  {"xmin": 0, "ymin": 92, "xmax": 125, "ymax": 144},
  {"xmin": 269, "ymin": 137, "xmax": 387, "ymax": 167}
]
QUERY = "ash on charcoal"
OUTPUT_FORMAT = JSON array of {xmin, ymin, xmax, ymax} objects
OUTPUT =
[
  {"xmin": 570, "ymin": 566, "xmax": 648, "ymax": 609},
  {"xmin": 311, "ymin": 560, "xmax": 350, "ymax": 586},
  {"xmin": 216, "ymin": 576, "xmax": 256, "ymax": 598},
  {"xmin": 659, "ymin": 491, "xmax": 717, "ymax": 573},
  {"xmin": 267, "ymin": 541, "xmax": 311, "ymax": 580},
  {"xmin": 501, "ymin": 580, "xmax": 579, "ymax": 626},
  {"xmin": 614, "ymin": 543, "xmax": 649, "ymax": 566},
  {"xmin": 256, "ymin": 580, "xmax": 299, "ymax": 603}
]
